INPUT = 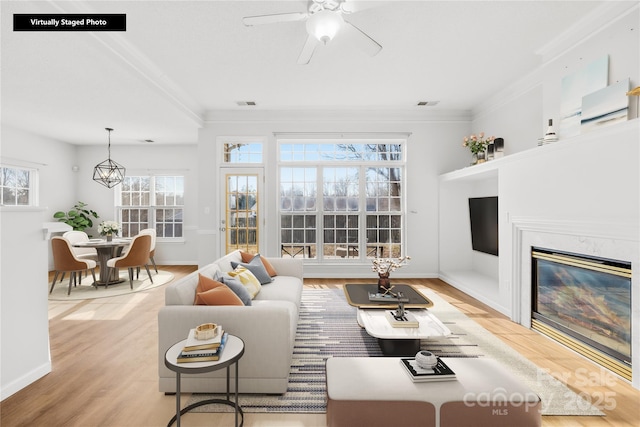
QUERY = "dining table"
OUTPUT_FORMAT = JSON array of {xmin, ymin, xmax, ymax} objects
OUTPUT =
[{"xmin": 72, "ymin": 238, "xmax": 132, "ymax": 286}]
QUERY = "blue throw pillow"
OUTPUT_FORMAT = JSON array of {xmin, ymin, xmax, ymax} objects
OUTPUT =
[
  {"xmin": 231, "ymin": 254, "xmax": 274, "ymax": 285},
  {"xmin": 214, "ymin": 271, "xmax": 252, "ymax": 306}
]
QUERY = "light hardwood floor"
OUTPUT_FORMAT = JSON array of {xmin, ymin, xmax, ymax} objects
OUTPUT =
[{"xmin": 1, "ymin": 267, "xmax": 638, "ymax": 426}]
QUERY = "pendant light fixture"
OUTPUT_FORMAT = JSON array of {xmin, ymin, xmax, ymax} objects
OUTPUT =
[{"xmin": 93, "ymin": 127, "xmax": 126, "ymax": 188}]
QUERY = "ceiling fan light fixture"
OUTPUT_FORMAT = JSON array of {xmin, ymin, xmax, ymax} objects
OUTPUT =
[{"xmin": 306, "ymin": 10, "xmax": 343, "ymax": 44}]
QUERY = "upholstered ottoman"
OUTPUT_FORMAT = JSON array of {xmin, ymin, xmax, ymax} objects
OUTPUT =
[{"xmin": 326, "ymin": 357, "xmax": 541, "ymax": 427}]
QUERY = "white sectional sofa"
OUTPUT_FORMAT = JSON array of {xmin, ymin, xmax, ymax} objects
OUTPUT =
[{"xmin": 158, "ymin": 250, "xmax": 303, "ymax": 394}]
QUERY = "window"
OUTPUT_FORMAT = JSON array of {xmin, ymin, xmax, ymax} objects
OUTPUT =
[
  {"xmin": 117, "ymin": 175, "xmax": 184, "ymax": 239},
  {"xmin": 0, "ymin": 165, "xmax": 37, "ymax": 206},
  {"xmin": 223, "ymin": 140, "xmax": 263, "ymax": 163},
  {"xmin": 278, "ymin": 140, "xmax": 405, "ymax": 260}
]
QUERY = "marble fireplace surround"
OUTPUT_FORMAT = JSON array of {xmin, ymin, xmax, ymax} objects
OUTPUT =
[{"xmin": 510, "ymin": 217, "xmax": 639, "ymax": 388}]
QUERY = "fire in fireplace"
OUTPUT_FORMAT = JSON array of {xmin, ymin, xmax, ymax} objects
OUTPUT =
[{"xmin": 531, "ymin": 247, "xmax": 631, "ymax": 380}]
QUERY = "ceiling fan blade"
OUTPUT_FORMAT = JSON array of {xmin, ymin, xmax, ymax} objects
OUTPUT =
[
  {"xmin": 297, "ymin": 35, "xmax": 319, "ymax": 65},
  {"xmin": 342, "ymin": 20, "xmax": 382, "ymax": 57},
  {"xmin": 340, "ymin": 0, "xmax": 384, "ymax": 14},
  {"xmin": 243, "ymin": 12, "xmax": 308, "ymax": 26}
]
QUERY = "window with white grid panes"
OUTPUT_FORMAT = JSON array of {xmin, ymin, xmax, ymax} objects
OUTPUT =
[
  {"xmin": 0, "ymin": 165, "xmax": 36, "ymax": 206},
  {"xmin": 223, "ymin": 141, "xmax": 263, "ymax": 163},
  {"xmin": 278, "ymin": 140, "xmax": 405, "ymax": 261},
  {"xmin": 118, "ymin": 175, "xmax": 183, "ymax": 239},
  {"xmin": 280, "ymin": 167, "xmax": 317, "ymax": 257}
]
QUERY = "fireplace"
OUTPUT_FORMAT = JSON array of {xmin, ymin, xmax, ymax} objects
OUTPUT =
[{"xmin": 531, "ymin": 247, "xmax": 632, "ymax": 380}]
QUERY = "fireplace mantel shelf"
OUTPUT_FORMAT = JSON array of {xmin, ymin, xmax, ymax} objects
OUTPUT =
[{"xmin": 440, "ymin": 118, "xmax": 639, "ymax": 184}]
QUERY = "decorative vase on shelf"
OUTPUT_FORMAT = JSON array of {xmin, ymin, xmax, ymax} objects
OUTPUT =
[
  {"xmin": 106, "ymin": 234, "xmax": 112, "ymax": 242},
  {"xmin": 377, "ymin": 272, "xmax": 391, "ymax": 294},
  {"xmin": 476, "ymin": 150, "xmax": 486, "ymax": 164},
  {"xmin": 543, "ymin": 119, "xmax": 558, "ymax": 143}
]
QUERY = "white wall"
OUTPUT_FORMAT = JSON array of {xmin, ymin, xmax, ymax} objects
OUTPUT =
[
  {"xmin": 197, "ymin": 111, "xmax": 470, "ymax": 278},
  {"xmin": 438, "ymin": 4, "xmax": 640, "ymax": 387},
  {"xmin": 0, "ymin": 126, "xmax": 76, "ymax": 399},
  {"xmin": 542, "ymin": 8, "xmax": 640, "ymax": 135},
  {"xmin": 75, "ymin": 144, "xmax": 200, "ymax": 265},
  {"xmin": 473, "ymin": 85, "xmax": 544, "ymax": 155},
  {"xmin": 449, "ymin": 3, "xmax": 640, "ymax": 302}
]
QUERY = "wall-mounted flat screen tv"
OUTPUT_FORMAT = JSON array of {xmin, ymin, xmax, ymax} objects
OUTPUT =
[{"xmin": 468, "ymin": 196, "xmax": 499, "ymax": 256}]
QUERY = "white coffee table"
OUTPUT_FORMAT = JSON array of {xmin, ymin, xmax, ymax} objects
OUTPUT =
[{"xmin": 357, "ymin": 308, "xmax": 451, "ymax": 355}]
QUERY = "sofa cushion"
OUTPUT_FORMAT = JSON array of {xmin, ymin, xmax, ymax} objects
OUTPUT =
[
  {"xmin": 241, "ymin": 251, "xmax": 278, "ymax": 277},
  {"xmin": 165, "ymin": 264, "xmax": 222, "ymax": 305},
  {"xmin": 216, "ymin": 271, "xmax": 252, "ymax": 306},
  {"xmin": 253, "ymin": 275, "xmax": 303, "ymax": 307},
  {"xmin": 224, "ymin": 267, "xmax": 261, "ymax": 298},
  {"xmin": 231, "ymin": 254, "xmax": 273, "ymax": 284},
  {"xmin": 195, "ymin": 284, "xmax": 244, "ymax": 306},
  {"xmin": 214, "ymin": 250, "xmax": 244, "ymax": 273}
]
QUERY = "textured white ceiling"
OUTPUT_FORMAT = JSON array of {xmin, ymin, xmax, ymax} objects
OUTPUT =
[{"xmin": 1, "ymin": 1, "xmax": 617, "ymax": 145}]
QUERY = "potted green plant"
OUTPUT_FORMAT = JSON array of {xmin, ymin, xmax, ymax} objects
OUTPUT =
[{"xmin": 53, "ymin": 201, "xmax": 99, "ymax": 233}]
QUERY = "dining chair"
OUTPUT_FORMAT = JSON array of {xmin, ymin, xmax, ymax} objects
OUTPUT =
[
  {"xmin": 61, "ymin": 231, "xmax": 99, "ymax": 282},
  {"xmin": 50, "ymin": 236, "xmax": 98, "ymax": 295},
  {"xmin": 106, "ymin": 234, "xmax": 153, "ymax": 289},
  {"xmin": 62, "ymin": 230, "xmax": 99, "ymax": 261},
  {"xmin": 138, "ymin": 228, "xmax": 158, "ymax": 273}
]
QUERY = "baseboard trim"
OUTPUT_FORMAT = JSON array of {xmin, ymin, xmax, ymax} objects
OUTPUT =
[{"xmin": 1, "ymin": 361, "xmax": 51, "ymax": 401}]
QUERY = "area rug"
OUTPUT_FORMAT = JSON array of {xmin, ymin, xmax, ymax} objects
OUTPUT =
[
  {"xmin": 48, "ymin": 270, "xmax": 174, "ymax": 301},
  {"xmin": 188, "ymin": 288, "xmax": 604, "ymax": 416}
]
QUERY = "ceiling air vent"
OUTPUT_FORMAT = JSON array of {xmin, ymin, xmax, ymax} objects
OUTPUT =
[
  {"xmin": 237, "ymin": 101, "xmax": 257, "ymax": 106},
  {"xmin": 417, "ymin": 101, "xmax": 439, "ymax": 106}
]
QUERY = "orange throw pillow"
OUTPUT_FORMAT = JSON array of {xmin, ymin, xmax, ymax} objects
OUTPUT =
[
  {"xmin": 240, "ymin": 251, "xmax": 277, "ymax": 277},
  {"xmin": 194, "ymin": 274, "xmax": 224, "ymax": 304},
  {"xmin": 194, "ymin": 274, "xmax": 244, "ymax": 306},
  {"xmin": 195, "ymin": 285, "xmax": 244, "ymax": 306}
]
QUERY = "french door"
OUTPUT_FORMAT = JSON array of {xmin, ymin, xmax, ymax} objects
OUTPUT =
[{"xmin": 221, "ymin": 169, "xmax": 263, "ymax": 255}]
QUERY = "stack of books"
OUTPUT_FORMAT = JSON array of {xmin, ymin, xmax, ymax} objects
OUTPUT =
[
  {"xmin": 385, "ymin": 310, "xmax": 419, "ymax": 328},
  {"xmin": 400, "ymin": 357, "xmax": 457, "ymax": 382},
  {"xmin": 177, "ymin": 325, "xmax": 228, "ymax": 363}
]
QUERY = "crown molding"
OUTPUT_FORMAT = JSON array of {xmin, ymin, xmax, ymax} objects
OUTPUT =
[
  {"xmin": 472, "ymin": 68, "xmax": 543, "ymax": 121},
  {"xmin": 47, "ymin": 1, "xmax": 205, "ymax": 127},
  {"xmin": 535, "ymin": 2, "xmax": 639, "ymax": 63},
  {"xmin": 204, "ymin": 108, "xmax": 472, "ymax": 124},
  {"xmin": 473, "ymin": 1, "xmax": 639, "ymax": 121}
]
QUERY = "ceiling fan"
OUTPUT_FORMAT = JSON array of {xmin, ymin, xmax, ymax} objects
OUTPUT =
[{"xmin": 243, "ymin": 0, "xmax": 383, "ymax": 65}]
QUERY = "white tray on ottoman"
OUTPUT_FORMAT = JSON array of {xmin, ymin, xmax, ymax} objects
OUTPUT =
[{"xmin": 326, "ymin": 357, "xmax": 541, "ymax": 427}]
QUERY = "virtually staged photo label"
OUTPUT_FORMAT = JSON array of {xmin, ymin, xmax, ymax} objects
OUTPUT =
[{"xmin": 14, "ymin": 14, "xmax": 126, "ymax": 31}]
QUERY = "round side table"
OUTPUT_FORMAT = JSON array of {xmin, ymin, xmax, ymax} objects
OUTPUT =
[{"xmin": 164, "ymin": 334, "xmax": 245, "ymax": 427}]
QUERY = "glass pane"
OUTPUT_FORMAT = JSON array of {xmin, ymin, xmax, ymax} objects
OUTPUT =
[
  {"xmin": 4, "ymin": 169, "xmax": 16, "ymax": 187},
  {"xmin": 3, "ymin": 188, "xmax": 15, "ymax": 204},
  {"xmin": 17, "ymin": 189, "xmax": 29, "ymax": 204},
  {"xmin": 226, "ymin": 173, "xmax": 260, "ymax": 254},
  {"xmin": 224, "ymin": 142, "xmax": 263, "ymax": 163},
  {"xmin": 293, "ymin": 215, "xmax": 304, "ymax": 228}
]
